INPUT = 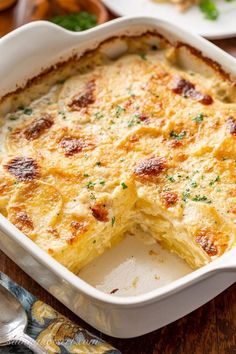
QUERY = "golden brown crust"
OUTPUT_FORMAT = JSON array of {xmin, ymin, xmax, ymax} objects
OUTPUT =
[
  {"xmin": 133, "ymin": 157, "xmax": 167, "ymax": 182},
  {"xmin": 226, "ymin": 116, "xmax": 236, "ymax": 135},
  {"xmin": 195, "ymin": 228, "xmax": 229, "ymax": 257},
  {"xmin": 4, "ymin": 157, "xmax": 39, "ymax": 181},
  {"xmin": 170, "ymin": 75, "xmax": 213, "ymax": 105},
  {"xmin": 9, "ymin": 207, "xmax": 34, "ymax": 233},
  {"xmin": 23, "ymin": 114, "xmax": 54, "ymax": 141},
  {"xmin": 68, "ymin": 80, "xmax": 96, "ymax": 111},
  {"xmin": 161, "ymin": 191, "xmax": 179, "ymax": 208},
  {"xmin": 59, "ymin": 136, "xmax": 95, "ymax": 156},
  {"xmin": 68, "ymin": 221, "xmax": 90, "ymax": 245},
  {"xmin": 90, "ymin": 203, "xmax": 109, "ymax": 222}
]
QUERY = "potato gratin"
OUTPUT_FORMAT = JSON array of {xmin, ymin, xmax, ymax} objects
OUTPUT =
[{"xmin": 0, "ymin": 34, "xmax": 235, "ymax": 273}]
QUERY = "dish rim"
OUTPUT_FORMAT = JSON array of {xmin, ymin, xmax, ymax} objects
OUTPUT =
[{"xmin": 0, "ymin": 17, "xmax": 235, "ymax": 307}]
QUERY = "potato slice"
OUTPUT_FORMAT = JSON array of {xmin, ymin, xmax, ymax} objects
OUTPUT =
[{"xmin": 7, "ymin": 180, "xmax": 63, "ymax": 240}]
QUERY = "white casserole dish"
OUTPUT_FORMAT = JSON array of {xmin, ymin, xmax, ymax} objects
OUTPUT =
[{"xmin": 0, "ymin": 17, "xmax": 235, "ymax": 338}]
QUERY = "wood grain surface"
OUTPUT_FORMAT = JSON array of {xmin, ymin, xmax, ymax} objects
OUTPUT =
[{"xmin": 0, "ymin": 1, "xmax": 235, "ymax": 353}]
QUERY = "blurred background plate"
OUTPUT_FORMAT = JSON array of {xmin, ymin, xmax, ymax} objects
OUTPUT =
[
  {"xmin": 102, "ymin": 0, "xmax": 236, "ymax": 39},
  {"xmin": 0, "ymin": 0, "xmax": 109, "ymax": 37}
]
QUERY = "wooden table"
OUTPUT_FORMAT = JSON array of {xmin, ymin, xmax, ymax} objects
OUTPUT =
[{"xmin": 0, "ymin": 2, "xmax": 236, "ymax": 353}]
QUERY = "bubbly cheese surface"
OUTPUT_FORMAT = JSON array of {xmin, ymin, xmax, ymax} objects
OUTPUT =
[{"xmin": 0, "ymin": 35, "xmax": 236, "ymax": 273}]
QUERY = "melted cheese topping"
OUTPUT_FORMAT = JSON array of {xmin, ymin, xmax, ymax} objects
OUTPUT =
[{"xmin": 0, "ymin": 35, "xmax": 235, "ymax": 273}]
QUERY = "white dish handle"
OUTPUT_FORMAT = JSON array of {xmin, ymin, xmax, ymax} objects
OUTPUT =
[
  {"xmin": 0, "ymin": 21, "xmax": 84, "ymax": 97},
  {"xmin": 211, "ymin": 247, "xmax": 236, "ymax": 273}
]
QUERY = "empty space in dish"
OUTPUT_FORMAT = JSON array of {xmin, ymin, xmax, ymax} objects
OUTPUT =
[{"xmin": 79, "ymin": 234, "xmax": 191, "ymax": 296}]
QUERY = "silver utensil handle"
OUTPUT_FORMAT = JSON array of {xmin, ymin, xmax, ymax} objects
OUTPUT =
[{"xmin": 14, "ymin": 332, "xmax": 48, "ymax": 354}]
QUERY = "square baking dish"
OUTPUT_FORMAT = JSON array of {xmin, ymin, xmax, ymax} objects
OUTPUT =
[{"xmin": 0, "ymin": 16, "xmax": 235, "ymax": 338}]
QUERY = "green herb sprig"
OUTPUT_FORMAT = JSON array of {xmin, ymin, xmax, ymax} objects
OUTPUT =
[
  {"xmin": 170, "ymin": 131, "xmax": 186, "ymax": 141},
  {"xmin": 199, "ymin": 0, "xmax": 219, "ymax": 20},
  {"xmin": 121, "ymin": 182, "xmax": 128, "ymax": 190},
  {"xmin": 50, "ymin": 12, "xmax": 97, "ymax": 32},
  {"xmin": 192, "ymin": 113, "xmax": 204, "ymax": 123}
]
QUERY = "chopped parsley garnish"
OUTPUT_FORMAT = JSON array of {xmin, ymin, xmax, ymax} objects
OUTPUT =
[
  {"xmin": 23, "ymin": 107, "xmax": 33, "ymax": 115},
  {"xmin": 95, "ymin": 161, "xmax": 101, "ymax": 167},
  {"xmin": 192, "ymin": 195, "xmax": 212, "ymax": 203},
  {"xmin": 209, "ymin": 175, "xmax": 220, "ymax": 186},
  {"xmin": 121, "ymin": 182, "xmax": 128, "ymax": 189},
  {"xmin": 90, "ymin": 193, "xmax": 96, "ymax": 200},
  {"xmin": 111, "ymin": 216, "xmax": 116, "ymax": 227},
  {"xmin": 84, "ymin": 173, "xmax": 90, "ymax": 178},
  {"xmin": 86, "ymin": 181, "xmax": 96, "ymax": 189},
  {"xmin": 199, "ymin": 0, "xmax": 219, "ymax": 20},
  {"xmin": 18, "ymin": 106, "xmax": 33, "ymax": 115},
  {"xmin": 192, "ymin": 113, "xmax": 204, "ymax": 123},
  {"xmin": 182, "ymin": 190, "xmax": 190, "ymax": 202},
  {"xmin": 191, "ymin": 181, "xmax": 198, "ymax": 188},
  {"xmin": 49, "ymin": 12, "xmax": 97, "ymax": 32},
  {"xmin": 170, "ymin": 130, "xmax": 186, "ymax": 141},
  {"xmin": 127, "ymin": 121, "xmax": 134, "ymax": 127},
  {"xmin": 139, "ymin": 53, "xmax": 147, "ymax": 61},
  {"xmin": 166, "ymin": 175, "xmax": 175, "ymax": 183},
  {"xmin": 99, "ymin": 180, "xmax": 105, "ymax": 185},
  {"xmin": 58, "ymin": 110, "xmax": 66, "ymax": 119},
  {"xmin": 127, "ymin": 88, "xmax": 135, "ymax": 97},
  {"xmin": 92, "ymin": 239, "xmax": 96, "ymax": 244},
  {"xmin": 9, "ymin": 115, "xmax": 18, "ymax": 121},
  {"xmin": 94, "ymin": 112, "xmax": 104, "ymax": 119},
  {"xmin": 115, "ymin": 105, "xmax": 125, "ymax": 117},
  {"xmin": 128, "ymin": 113, "xmax": 142, "ymax": 127}
]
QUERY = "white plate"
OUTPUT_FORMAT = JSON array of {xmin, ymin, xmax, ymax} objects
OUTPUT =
[{"xmin": 102, "ymin": 0, "xmax": 236, "ymax": 39}]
